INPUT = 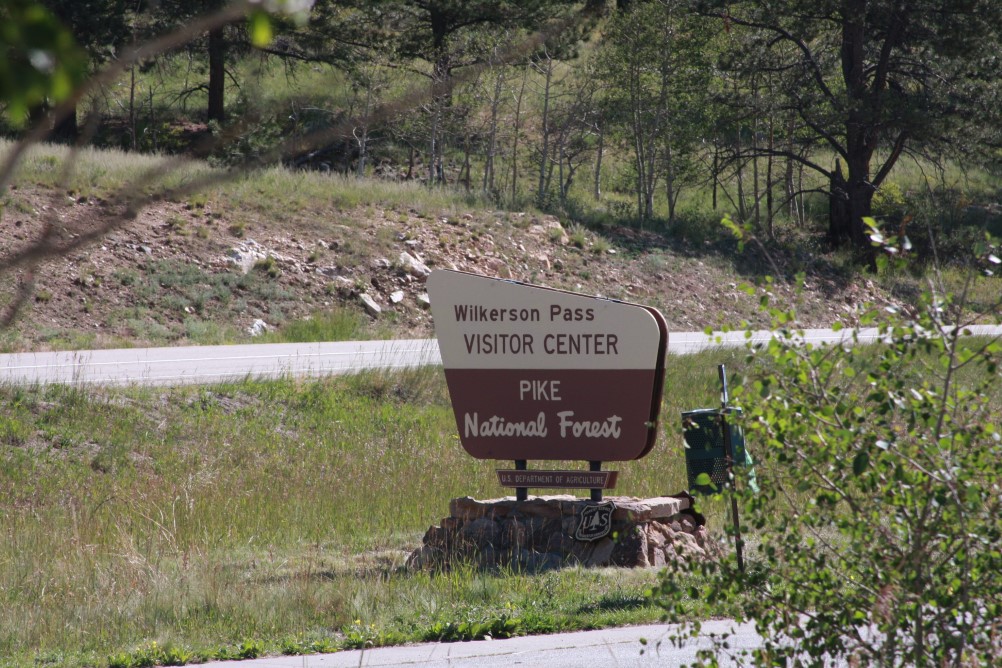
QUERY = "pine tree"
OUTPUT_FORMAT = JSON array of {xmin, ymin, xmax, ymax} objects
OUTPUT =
[{"xmin": 699, "ymin": 0, "xmax": 1002, "ymax": 260}]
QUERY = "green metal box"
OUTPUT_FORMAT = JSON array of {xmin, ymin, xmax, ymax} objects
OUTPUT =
[{"xmin": 681, "ymin": 407, "xmax": 749, "ymax": 494}]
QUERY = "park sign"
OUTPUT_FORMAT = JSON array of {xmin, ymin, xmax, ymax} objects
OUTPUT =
[{"xmin": 428, "ymin": 270, "xmax": 668, "ymax": 462}]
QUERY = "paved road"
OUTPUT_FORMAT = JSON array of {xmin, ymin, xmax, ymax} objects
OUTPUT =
[
  {"xmin": 0, "ymin": 339, "xmax": 440, "ymax": 386},
  {"xmin": 2, "ymin": 325, "xmax": 999, "ymax": 386},
  {"xmin": 196, "ymin": 621, "xmax": 763, "ymax": 668}
]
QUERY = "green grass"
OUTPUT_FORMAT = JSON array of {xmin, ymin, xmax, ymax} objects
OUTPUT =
[
  {"xmin": 3, "ymin": 330, "xmax": 997, "ymax": 667},
  {"xmin": 257, "ymin": 309, "xmax": 374, "ymax": 344},
  {"xmin": 2, "ymin": 139, "xmax": 498, "ymax": 222},
  {"xmin": 0, "ymin": 351, "xmax": 741, "ymax": 667}
]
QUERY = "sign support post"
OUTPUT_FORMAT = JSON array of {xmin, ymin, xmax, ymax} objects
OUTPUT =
[
  {"xmin": 589, "ymin": 461, "xmax": 603, "ymax": 502},
  {"xmin": 514, "ymin": 459, "xmax": 528, "ymax": 502},
  {"xmin": 719, "ymin": 364, "xmax": 745, "ymax": 574}
]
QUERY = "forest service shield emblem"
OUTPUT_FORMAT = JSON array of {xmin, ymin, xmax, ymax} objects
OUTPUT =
[{"xmin": 574, "ymin": 501, "xmax": 615, "ymax": 541}]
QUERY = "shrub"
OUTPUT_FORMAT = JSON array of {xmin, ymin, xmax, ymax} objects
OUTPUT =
[
  {"xmin": 871, "ymin": 181, "xmax": 908, "ymax": 222},
  {"xmin": 253, "ymin": 255, "xmax": 281, "ymax": 278},
  {"xmin": 567, "ymin": 223, "xmax": 588, "ymax": 249},
  {"xmin": 654, "ymin": 224, "xmax": 1002, "ymax": 666}
]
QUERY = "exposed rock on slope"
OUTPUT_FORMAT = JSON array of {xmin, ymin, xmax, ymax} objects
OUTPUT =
[{"xmin": 1, "ymin": 183, "xmax": 901, "ymax": 351}]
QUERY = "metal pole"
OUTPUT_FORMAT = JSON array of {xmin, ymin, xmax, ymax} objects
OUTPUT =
[
  {"xmin": 719, "ymin": 364, "xmax": 745, "ymax": 574},
  {"xmin": 515, "ymin": 459, "xmax": 527, "ymax": 502},
  {"xmin": 589, "ymin": 461, "xmax": 602, "ymax": 502}
]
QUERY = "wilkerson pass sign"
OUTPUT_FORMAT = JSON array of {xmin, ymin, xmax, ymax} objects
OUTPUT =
[{"xmin": 428, "ymin": 270, "xmax": 668, "ymax": 462}]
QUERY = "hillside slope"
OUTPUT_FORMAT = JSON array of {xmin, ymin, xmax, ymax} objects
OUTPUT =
[{"xmin": 2, "ymin": 160, "xmax": 905, "ymax": 353}]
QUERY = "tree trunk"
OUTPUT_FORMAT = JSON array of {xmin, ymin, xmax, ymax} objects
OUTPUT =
[
  {"xmin": 355, "ymin": 81, "xmax": 374, "ymax": 178},
  {"xmin": 593, "ymin": 120, "xmax": 603, "ymax": 200},
  {"xmin": 829, "ymin": 158, "xmax": 876, "ymax": 267},
  {"xmin": 562, "ymin": 159, "xmax": 577, "ymax": 203},
  {"xmin": 712, "ymin": 144, "xmax": 719, "ymax": 210},
  {"xmin": 735, "ymin": 134, "xmax": 747, "ymax": 223},
  {"xmin": 207, "ymin": 26, "xmax": 226, "ymax": 123},
  {"xmin": 665, "ymin": 144, "xmax": 677, "ymax": 225},
  {"xmin": 461, "ymin": 137, "xmax": 472, "ymax": 191},
  {"xmin": 766, "ymin": 118, "xmax": 775, "ymax": 240},
  {"xmin": 483, "ymin": 70, "xmax": 504, "ymax": 195},
  {"xmin": 847, "ymin": 176, "xmax": 875, "ymax": 248},
  {"xmin": 428, "ymin": 100, "xmax": 440, "ymax": 183},
  {"xmin": 510, "ymin": 63, "xmax": 528, "ymax": 205},
  {"xmin": 797, "ymin": 162, "xmax": 805, "ymax": 225},
  {"xmin": 785, "ymin": 118, "xmax": 796, "ymax": 223},
  {"xmin": 751, "ymin": 113, "xmax": 761, "ymax": 230},
  {"xmin": 536, "ymin": 54, "xmax": 553, "ymax": 209},
  {"xmin": 355, "ymin": 125, "xmax": 368, "ymax": 178},
  {"xmin": 148, "ymin": 87, "xmax": 157, "ymax": 150},
  {"xmin": 430, "ymin": 53, "xmax": 454, "ymax": 184},
  {"xmin": 557, "ymin": 138, "xmax": 565, "ymax": 204},
  {"xmin": 129, "ymin": 65, "xmax": 138, "ymax": 151},
  {"xmin": 52, "ymin": 104, "xmax": 78, "ymax": 143},
  {"xmin": 836, "ymin": 2, "xmax": 878, "ymax": 267},
  {"xmin": 829, "ymin": 159, "xmax": 850, "ymax": 245}
]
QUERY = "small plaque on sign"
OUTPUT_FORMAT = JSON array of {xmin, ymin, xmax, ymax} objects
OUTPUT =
[
  {"xmin": 497, "ymin": 470, "xmax": 618, "ymax": 489},
  {"xmin": 575, "ymin": 501, "xmax": 616, "ymax": 541}
]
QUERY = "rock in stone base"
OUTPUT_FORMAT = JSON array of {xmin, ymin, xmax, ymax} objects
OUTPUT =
[{"xmin": 407, "ymin": 494, "xmax": 722, "ymax": 571}]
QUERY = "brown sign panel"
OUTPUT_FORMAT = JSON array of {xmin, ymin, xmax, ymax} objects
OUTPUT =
[
  {"xmin": 497, "ymin": 470, "xmax": 619, "ymax": 489},
  {"xmin": 429, "ymin": 270, "xmax": 668, "ymax": 461}
]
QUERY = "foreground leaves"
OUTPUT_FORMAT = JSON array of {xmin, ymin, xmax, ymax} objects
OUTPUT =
[{"xmin": 655, "ymin": 254, "xmax": 1002, "ymax": 665}]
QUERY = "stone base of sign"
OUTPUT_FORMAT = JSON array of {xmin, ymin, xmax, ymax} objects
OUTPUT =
[{"xmin": 406, "ymin": 494, "xmax": 721, "ymax": 571}]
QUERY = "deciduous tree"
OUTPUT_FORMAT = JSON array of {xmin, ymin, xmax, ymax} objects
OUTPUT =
[
  {"xmin": 595, "ymin": 0, "xmax": 712, "ymax": 223},
  {"xmin": 655, "ymin": 231, "xmax": 1002, "ymax": 666},
  {"xmin": 330, "ymin": 0, "xmax": 579, "ymax": 183}
]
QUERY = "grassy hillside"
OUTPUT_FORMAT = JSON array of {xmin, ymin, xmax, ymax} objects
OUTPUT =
[{"xmin": 4, "ymin": 140, "xmax": 998, "ymax": 353}]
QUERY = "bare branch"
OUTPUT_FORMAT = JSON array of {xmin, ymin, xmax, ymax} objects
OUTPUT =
[
  {"xmin": 704, "ymin": 8, "xmax": 841, "ymax": 109},
  {"xmin": 1, "ymin": 5, "xmax": 592, "ymax": 326}
]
